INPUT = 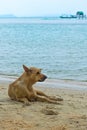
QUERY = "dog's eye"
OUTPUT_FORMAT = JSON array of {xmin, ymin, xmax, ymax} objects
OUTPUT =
[{"xmin": 36, "ymin": 72, "xmax": 40, "ymax": 75}]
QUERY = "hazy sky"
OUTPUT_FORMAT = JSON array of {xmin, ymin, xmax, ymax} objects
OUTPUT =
[{"xmin": 0, "ymin": 0, "xmax": 87, "ymax": 16}]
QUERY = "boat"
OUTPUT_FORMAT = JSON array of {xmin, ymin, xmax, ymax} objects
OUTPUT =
[{"xmin": 60, "ymin": 14, "xmax": 77, "ymax": 19}]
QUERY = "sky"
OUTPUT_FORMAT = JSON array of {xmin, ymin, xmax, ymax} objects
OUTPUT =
[{"xmin": 0, "ymin": 0, "xmax": 87, "ymax": 17}]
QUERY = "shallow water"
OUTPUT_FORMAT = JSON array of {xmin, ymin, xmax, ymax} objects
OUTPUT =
[{"xmin": 0, "ymin": 18, "xmax": 87, "ymax": 81}]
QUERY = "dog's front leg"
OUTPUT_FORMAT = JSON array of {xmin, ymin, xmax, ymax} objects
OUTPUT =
[
  {"xmin": 35, "ymin": 89, "xmax": 63, "ymax": 101},
  {"xmin": 35, "ymin": 95, "xmax": 61, "ymax": 104},
  {"xmin": 35, "ymin": 89, "xmax": 49, "ymax": 97}
]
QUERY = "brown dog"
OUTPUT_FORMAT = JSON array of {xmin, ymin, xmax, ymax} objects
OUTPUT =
[{"xmin": 8, "ymin": 65, "xmax": 63, "ymax": 105}]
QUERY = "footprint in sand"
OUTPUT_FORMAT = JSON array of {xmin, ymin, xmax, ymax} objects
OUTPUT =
[{"xmin": 41, "ymin": 108, "xmax": 58, "ymax": 115}]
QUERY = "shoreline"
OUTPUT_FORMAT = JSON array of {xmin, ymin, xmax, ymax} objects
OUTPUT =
[{"xmin": 0, "ymin": 75, "xmax": 87, "ymax": 90}]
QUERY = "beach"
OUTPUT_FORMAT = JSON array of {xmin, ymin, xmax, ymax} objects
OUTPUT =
[{"xmin": 0, "ymin": 78, "xmax": 87, "ymax": 130}]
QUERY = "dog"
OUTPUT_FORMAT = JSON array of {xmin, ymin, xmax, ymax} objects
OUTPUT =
[{"xmin": 8, "ymin": 65, "xmax": 63, "ymax": 105}]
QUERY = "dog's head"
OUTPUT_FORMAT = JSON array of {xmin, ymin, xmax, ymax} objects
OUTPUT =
[{"xmin": 23, "ymin": 65, "xmax": 47, "ymax": 84}]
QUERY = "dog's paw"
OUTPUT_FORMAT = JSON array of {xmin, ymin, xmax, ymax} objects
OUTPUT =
[
  {"xmin": 49, "ymin": 96, "xmax": 63, "ymax": 101},
  {"xmin": 49, "ymin": 100, "xmax": 63, "ymax": 105}
]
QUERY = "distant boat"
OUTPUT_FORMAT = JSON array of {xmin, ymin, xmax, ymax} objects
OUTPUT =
[{"xmin": 60, "ymin": 14, "xmax": 77, "ymax": 19}]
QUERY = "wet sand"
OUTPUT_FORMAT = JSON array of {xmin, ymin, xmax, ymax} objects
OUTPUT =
[{"xmin": 0, "ymin": 78, "xmax": 87, "ymax": 130}]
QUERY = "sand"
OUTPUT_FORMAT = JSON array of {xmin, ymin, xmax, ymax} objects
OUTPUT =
[{"xmin": 0, "ymin": 79, "xmax": 87, "ymax": 130}]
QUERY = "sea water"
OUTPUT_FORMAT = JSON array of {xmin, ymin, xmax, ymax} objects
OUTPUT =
[{"xmin": 0, "ymin": 17, "xmax": 87, "ymax": 81}]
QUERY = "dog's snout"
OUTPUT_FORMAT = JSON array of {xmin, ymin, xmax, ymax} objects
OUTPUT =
[
  {"xmin": 44, "ymin": 75, "xmax": 47, "ymax": 79},
  {"xmin": 38, "ymin": 74, "xmax": 47, "ymax": 82},
  {"xmin": 42, "ymin": 75, "xmax": 47, "ymax": 81}
]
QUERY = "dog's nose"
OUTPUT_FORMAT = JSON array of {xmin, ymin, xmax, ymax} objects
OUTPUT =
[
  {"xmin": 44, "ymin": 75, "xmax": 47, "ymax": 79},
  {"xmin": 38, "ymin": 75, "xmax": 47, "ymax": 82}
]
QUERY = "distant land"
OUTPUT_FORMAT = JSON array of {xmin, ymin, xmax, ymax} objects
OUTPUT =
[{"xmin": 0, "ymin": 14, "xmax": 16, "ymax": 18}]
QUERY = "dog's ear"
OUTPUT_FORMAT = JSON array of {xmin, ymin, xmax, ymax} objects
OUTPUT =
[{"xmin": 23, "ymin": 65, "xmax": 29, "ymax": 72}]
